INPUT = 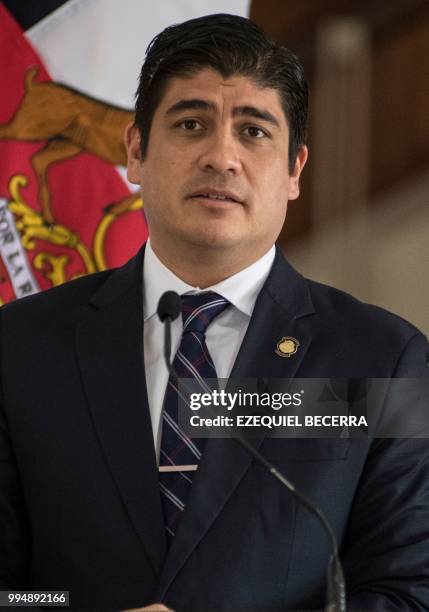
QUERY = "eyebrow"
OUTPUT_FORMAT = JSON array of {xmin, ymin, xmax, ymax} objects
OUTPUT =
[
  {"xmin": 165, "ymin": 98, "xmax": 280, "ymax": 128},
  {"xmin": 233, "ymin": 105, "xmax": 280, "ymax": 128}
]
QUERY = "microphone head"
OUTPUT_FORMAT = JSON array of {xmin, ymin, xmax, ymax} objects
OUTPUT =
[{"xmin": 157, "ymin": 291, "xmax": 182, "ymax": 322}]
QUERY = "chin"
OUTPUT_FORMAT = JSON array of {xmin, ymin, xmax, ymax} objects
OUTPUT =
[
  {"xmin": 186, "ymin": 229, "xmax": 241, "ymax": 251},
  {"xmin": 177, "ymin": 220, "xmax": 237, "ymax": 246}
]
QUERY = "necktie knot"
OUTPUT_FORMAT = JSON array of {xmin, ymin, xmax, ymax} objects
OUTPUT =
[{"xmin": 181, "ymin": 292, "xmax": 229, "ymax": 334}]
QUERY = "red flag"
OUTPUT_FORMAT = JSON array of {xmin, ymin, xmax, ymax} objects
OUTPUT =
[{"xmin": 0, "ymin": 4, "xmax": 147, "ymax": 304}]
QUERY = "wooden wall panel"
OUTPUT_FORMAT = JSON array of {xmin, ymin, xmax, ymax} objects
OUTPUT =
[{"xmin": 249, "ymin": 0, "xmax": 429, "ymax": 245}]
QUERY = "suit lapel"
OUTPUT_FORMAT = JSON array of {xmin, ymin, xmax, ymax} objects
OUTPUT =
[
  {"xmin": 229, "ymin": 248, "xmax": 314, "ymax": 381},
  {"xmin": 157, "ymin": 248, "xmax": 315, "ymax": 598},
  {"xmin": 75, "ymin": 247, "xmax": 167, "ymax": 575}
]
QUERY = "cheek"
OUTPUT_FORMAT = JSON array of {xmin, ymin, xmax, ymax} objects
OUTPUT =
[
  {"xmin": 139, "ymin": 162, "xmax": 164, "ymax": 201},
  {"xmin": 252, "ymin": 161, "xmax": 289, "ymax": 203},
  {"xmin": 252, "ymin": 151, "xmax": 288, "ymax": 183},
  {"xmin": 252, "ymin": 168, "xmax": 289, "ymax": 229},
  {"xmin": 145, "ymin": 147, "xmax": 187, "ymax": 190}
]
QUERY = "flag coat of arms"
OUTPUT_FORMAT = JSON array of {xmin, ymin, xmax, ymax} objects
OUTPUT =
[{"xmin": 0, "ymin": 3, "xmax": 147, "ymax": 304}]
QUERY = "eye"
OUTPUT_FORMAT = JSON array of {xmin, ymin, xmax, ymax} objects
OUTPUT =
[
  {"xmin": 177, "ymin": 119, "xmax": 204, "ymax": 131},
  {"xmin": 243, "ymin": 126, "xmax": 268, "ymax": 139}
]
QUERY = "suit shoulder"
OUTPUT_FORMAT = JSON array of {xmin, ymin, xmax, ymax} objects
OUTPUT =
[
  {"xmin": 307, "ymin": 278, "xmax": 425, "ymax": 343},
  {"xmin": 0, "ymin": 269, "xmax": 113, "ymax": 322},
  {"xmin": 300, "ymin": 279, "xmax": 428, "ymax": 375}
]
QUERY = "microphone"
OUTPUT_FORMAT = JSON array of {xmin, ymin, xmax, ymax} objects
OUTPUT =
[
  {"xmin": 157, "ymin": 291, "xmax": 346, "ymax": 612},
  {"xmin": 157, "ymin": 290, "xmax": 182, "ymax": 378},
  {"xmin": 157, "ymin": 290, "xmax": 182, "ymax": 322}
]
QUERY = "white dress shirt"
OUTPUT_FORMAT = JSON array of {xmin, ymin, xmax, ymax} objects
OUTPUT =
[{"xmin": 143, "ymin": 239, "xmax": 275, "ymax": 462}]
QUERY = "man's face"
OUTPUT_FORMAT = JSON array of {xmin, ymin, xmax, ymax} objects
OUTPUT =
[{"xmin": 126, "ymin": 68, "xmax": 307, "ymax": 262}]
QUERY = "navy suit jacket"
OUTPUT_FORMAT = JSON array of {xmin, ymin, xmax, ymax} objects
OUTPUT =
[{"xmin": 1, "ymin": 246, "xmax": 428, "ymax": 611}]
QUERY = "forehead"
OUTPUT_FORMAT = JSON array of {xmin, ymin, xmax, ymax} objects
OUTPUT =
[{"xmin": 157, "ymin": 67, "xmax": 286, "ymax": 123}]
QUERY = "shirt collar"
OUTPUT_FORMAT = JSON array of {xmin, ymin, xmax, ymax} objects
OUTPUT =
[{"xmin": 143, "ymin": 239, "xmax": 275, "ymax": 320}]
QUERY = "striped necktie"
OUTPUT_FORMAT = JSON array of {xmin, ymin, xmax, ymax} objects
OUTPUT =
[{"xmin": 159, "ymin": 292, "xmax": 230, "ymax": 543}]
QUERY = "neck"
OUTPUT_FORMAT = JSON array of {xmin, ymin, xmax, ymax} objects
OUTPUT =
[{"xmin": 149, "ymin": 239, "xmax": 272, "ymax": 288}]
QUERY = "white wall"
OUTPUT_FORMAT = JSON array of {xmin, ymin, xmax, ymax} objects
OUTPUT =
[{"xmin": 286, "ymin": 170, "xmax": 429, "ymax": 337}]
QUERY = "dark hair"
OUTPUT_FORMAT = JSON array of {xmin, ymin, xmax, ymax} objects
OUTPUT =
[{"xmin": 134, "ymin": 13, "xmax": 308, "ymax": 172}]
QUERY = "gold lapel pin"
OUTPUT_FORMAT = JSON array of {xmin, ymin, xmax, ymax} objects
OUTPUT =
[{"xmin": 276, "ymin": 336, "xmax": 300, "ymax": 358}]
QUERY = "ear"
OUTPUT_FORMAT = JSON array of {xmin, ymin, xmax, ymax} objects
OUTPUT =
[
  {"xmin": 124, "ymin": 123, "xmax": 143, "ymax": 185},
  {"xmin": 288, "ymin": 145, "xmax": 308, "ymax": 200}
]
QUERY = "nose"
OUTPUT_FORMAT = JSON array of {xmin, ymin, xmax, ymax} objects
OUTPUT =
[{"xmin": 197, "ymin": 129, "xmax": 242, "ymax": 175}]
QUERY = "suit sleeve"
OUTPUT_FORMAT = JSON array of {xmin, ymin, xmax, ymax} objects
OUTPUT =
[
  {"xmin": 0, "ymin": 310, "xmax": 31, "ymax": 590},
  {"xmin": 344, "ymin": 332, "xmax": 429, "ymax": 611}
]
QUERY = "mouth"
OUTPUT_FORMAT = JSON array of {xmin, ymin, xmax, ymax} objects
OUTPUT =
[{"xmin": 187, "ymin": 189, "xmax": 244, "ymax": 206}]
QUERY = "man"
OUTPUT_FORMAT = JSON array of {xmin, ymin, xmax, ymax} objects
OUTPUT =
[{"xmin": 1, "ymin": 13, "xmax": 428, "ymax": 611}]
